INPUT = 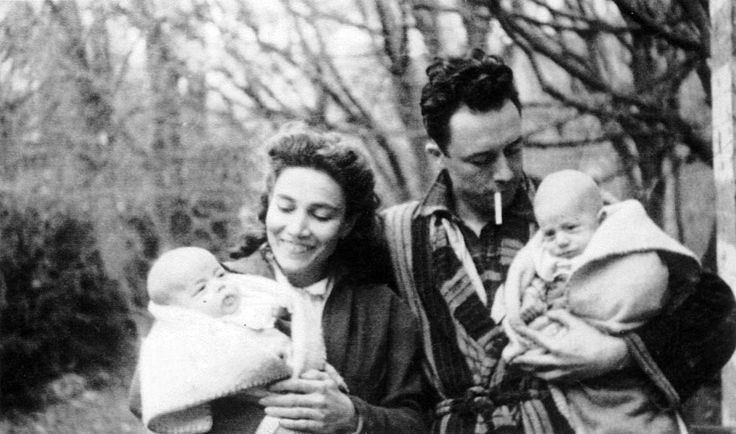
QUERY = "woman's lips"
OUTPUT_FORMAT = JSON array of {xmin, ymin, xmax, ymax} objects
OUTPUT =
[{"xmin": 279, "ymin": 238, "xmax": 314, "ymax": 254}]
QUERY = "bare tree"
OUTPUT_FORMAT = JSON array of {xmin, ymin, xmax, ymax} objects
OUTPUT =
[{"xmin": 464, "ymin": 0, "xmax": 712, "ymax": 236}]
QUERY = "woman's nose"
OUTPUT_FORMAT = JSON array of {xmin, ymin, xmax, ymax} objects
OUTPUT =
[{"xmin": 285, "ymin": 211, "xmax": 310, "ymax": 237}]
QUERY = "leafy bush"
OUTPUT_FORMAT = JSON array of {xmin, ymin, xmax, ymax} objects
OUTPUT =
[{"xmin": 0, "ymin": 197, "xmax": 135, "ymax": 410}]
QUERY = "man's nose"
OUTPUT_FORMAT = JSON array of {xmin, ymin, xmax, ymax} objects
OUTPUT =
[{"xmin": 493, "ymin": 153, "xmax": 513, "ymax": 183}]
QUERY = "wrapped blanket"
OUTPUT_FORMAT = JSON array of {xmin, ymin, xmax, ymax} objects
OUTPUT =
[
  {"xmin": 140, "ymin": 301, "xmax": 292, "ymax": 433},
  {"xmin": 520, "ymin": 200, "xmax": 700, "ymax": 434},
  {"xmin": 561, "ymin": 199, "xmax": 700, "ymax": 333}
]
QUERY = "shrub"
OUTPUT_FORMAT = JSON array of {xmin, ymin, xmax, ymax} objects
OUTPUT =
[{"xmin": 0, "ymin": 197, "xmax": 135, "ymax": 410}]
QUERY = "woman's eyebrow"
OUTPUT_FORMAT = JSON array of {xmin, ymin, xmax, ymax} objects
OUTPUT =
[{"xmin": 309, "ymin": 203, "xmax": 342, "ymax": 213}]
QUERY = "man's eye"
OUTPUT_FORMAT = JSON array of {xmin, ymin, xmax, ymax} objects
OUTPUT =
[
  {"xmin": 469, "ymin": 156, "xmax": 495, "ymax": 167},
  {"xmin": 504, "ymin": 146, "xmax": 521, "ymax": 157}
]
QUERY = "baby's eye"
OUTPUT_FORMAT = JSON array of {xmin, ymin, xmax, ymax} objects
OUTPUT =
[
  {"xmin": 542, "ymin": 230, "xmax": 555, "ymax": 239},
  {"xmin": 563, "ymin": 224, "xmax": 578, "ymax": 231},
  {"xmin": 194, "ymin": 284, "xmax": 206, "ymax": 294},
  {"xmin": 215, "ymin": 269, "xmax": 226, "ymax": 278}
]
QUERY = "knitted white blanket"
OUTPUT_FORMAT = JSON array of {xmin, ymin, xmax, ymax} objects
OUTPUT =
[{"xmin": 140, "ymin": 302, "xmax": 292, "ymax": 433}]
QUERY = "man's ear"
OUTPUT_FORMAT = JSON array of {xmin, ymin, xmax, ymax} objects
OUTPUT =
[{"xmin": 426, "ymin": 142, "xmax": 443, "ymax": 159}]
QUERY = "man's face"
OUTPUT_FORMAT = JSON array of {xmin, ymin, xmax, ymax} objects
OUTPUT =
[{"xmin": 441, "ymin": 100, "xmax": 523, "ymax": 221}]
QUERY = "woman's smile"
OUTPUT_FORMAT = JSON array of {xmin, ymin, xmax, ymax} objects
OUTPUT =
[{"xmin": 265, "ymin": 167, "xmax": 350, "ymax": 287}]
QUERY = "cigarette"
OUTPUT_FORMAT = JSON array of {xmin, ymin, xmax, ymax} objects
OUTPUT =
[{"xmin": 494, "ymin": 191, "xmax": 502, "ymax": 225}]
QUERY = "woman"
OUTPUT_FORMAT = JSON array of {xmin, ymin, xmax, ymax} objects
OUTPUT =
[{"xmin": 223, "ymin": 125, "xmax": 428, "ymax": 433}]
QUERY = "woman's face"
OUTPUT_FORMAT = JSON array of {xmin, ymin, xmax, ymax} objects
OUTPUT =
[{"xmin": 265, "ymin": 166, "xmax": 353, "ymax": 287}]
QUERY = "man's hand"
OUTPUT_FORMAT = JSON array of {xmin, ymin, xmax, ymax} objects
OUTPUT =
[
  {"xmin": 259, "ymin": 369, "xmax": 358, "ymax": 433},
  {"xmin": 509, "ymin": 309, "xmax": 630, "ymax": 382}
]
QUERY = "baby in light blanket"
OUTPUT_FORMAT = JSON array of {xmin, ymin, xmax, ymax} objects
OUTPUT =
[{"xmin": 134, "ymin": 247, "xmax": 338, "ymax": 433}]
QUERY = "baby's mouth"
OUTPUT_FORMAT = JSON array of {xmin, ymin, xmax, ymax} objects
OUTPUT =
[{"xmin": 222, "ymin": 293, "xmax": 239, "ymax": 313}]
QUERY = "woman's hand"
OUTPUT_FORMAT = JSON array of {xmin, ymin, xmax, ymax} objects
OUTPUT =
[
  {"xmin": 509, "ymin": 309, "xmax": 630, "ymax": 382},
  {"xmin": 259, "ymin": 369, "xmax": 358, "ymax": 433}
]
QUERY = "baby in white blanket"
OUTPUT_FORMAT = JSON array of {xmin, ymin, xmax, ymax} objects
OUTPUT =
[
  {"xmin": 137, "ymin": 247, "xmax": 328, "ymax": 433},
  {"xmin": 147, "ymin": 246, "xmax": 290, "ymax": 331}
]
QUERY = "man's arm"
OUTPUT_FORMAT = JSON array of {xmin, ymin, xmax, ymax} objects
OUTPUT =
[
  {"xmin": 513, "ymin": 270, "xmax": 736, "ymax": 407},
  {"xmin": 629, "ymin": 271, "xmax": 736, "ymax": 403}
]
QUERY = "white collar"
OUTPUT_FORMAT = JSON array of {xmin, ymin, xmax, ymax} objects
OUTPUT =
[{"xmin": 272, "ymin": 266, "xmax": 333, "ymax": 298}]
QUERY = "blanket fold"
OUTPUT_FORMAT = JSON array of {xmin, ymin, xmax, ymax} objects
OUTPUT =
[{"xmin": 140, "ymin": 303, "xmax": 292, "ymax": 433}]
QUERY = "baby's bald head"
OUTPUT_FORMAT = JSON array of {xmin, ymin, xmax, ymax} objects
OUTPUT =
[
  {"xmin": 534, "ymin": 170, "xmax": 603, "ymax": 222},
  {"xmin": 147, "ymin": 247, "xmax": 220, "ymax": 305},
  {"xmin": 533, "ymin": 170, "xmax": 604, "ymax": 259}
]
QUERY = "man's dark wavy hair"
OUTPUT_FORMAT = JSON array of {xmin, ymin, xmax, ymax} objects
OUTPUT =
[
  {"xmin": 420, "ymin": 48, "xmax": 521, "ymax": 153},
  {"xmin": 233, "ymin": 124, "xmax": 382, "ymax": 281}
]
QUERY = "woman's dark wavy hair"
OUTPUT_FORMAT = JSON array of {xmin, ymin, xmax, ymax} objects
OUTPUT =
[
  {"xmin": 233, "ymin": 124, "xmax": 382, "ymax": 280},
  {"xmin": 420, "ymin": 48, "xmax": 521, "ymax": 154}
]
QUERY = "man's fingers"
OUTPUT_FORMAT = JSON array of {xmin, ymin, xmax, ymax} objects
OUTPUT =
[
  {"xmin": 542, "ymin": 309, "xmax": 578, "ymax": 327},
  {"xmin": 513, "ymin": 324, "xmax": 552, "ymax": 350},
  {"xmin": 531, "ymin": 369, "xmax": 567, "ymax": 381},
  {"xmin": 510, "ymin": 347, "xmax": 556, "ymax": 367},
  {"xmin": 527, "ymin": 315, "xmax": 552, "ymax": 331}
]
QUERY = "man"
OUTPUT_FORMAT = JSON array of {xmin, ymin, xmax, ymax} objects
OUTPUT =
[{"xmin": 382, "ymin": 48, "xmax": 736, "ymax": 432}]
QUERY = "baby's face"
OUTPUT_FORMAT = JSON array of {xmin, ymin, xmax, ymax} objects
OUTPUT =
[
  {"xmin": 167, "ymin": 252, "xmax": 240, "ymax": 317},
  {"xmin": 536, "ymin": 200, "xmax": 599, "ymax": 259}
]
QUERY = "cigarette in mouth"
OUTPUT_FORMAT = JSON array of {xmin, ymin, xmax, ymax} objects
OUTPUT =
[{"xmin": 494, "ymin": 191, "xmax": 502, "ymax": 225}]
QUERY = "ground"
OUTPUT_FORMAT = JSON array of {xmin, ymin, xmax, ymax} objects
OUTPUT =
[{"xmin": 0, "ymin": 365, "xmax": 145, "ymax": 434}]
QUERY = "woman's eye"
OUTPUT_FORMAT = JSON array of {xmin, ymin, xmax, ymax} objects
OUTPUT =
[{"xmin": 312, "ymin": 211, "xmax": 333, "ymax": 221}]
